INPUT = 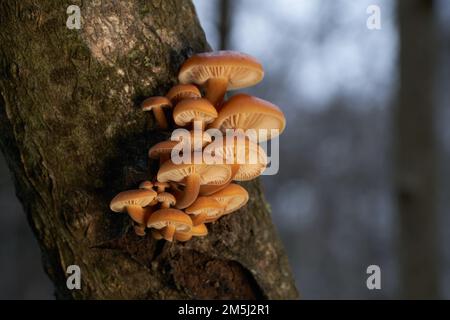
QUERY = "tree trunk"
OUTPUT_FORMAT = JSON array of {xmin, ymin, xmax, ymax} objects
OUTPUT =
[
  {"xmin": 395, "ymin": 0, "xmax": 439, "ymax": 298},
  {"xmin": 0, "ymin": 0, "xmax": 298, "ymax": 299}
]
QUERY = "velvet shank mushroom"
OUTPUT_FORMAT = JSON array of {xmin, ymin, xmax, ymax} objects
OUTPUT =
[
  {"xmin": 200, "ymin": 138, "xmax": 268, "ymax": 195},
  {"xmin": 109, "ymin": 189, "xmax": 157, "ymax": 235},
  {"xmin": 174, "ymin": 223, "xmax": 208, "ymax": 242},
  {"xmin": 185, "ymin": 196, "xmax": 224, "ymax": 225},
  {"xmin": 210, "ymin": 183, "xmax": 249, "ymax": 215},
  {"xmin": 147, "ymin": 208, "xmax": 192, "ymax": 242},
  {"xmin": 173, "ymin": 98, "xmax": 217, "ymax": 130},
  {"xmin": 157, "ymin": 160, "xmax": 231, "ymax": 209},
  {"xmin": 141, "ymin": 96, "xmax": 172, "ymax": 129},
  {"xmin": 166, "ymin": 84, "xmax": 201, "ymax": 105},
  {"xmin": 156, "ymin": 192, "xmax": 176, "ymax": 208},
  {"xmin": 178, "ymin": 51, "xmax": 264, "ymax": 107},
  {"xmin": 210, "ymin": 93, "xmax": 285, "ymax": 141}
]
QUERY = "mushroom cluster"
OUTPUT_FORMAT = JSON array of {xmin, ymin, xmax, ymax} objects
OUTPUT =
[{"xmin": 110, "ymin": 51, "xmax": 286, "ymax": 242}]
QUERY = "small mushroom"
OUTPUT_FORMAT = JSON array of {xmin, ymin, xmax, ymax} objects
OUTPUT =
[
  {"xmin": 141, "ymin": 96, "xmax": 172, "ymax": 129},
  {"xmin": 148, "ymin": 140, "xmax": 180, "ymax": 165},
  {"xmin": 147, "ymin": 208, "xmax": 193, "ymax": 242},
  {"xmin": 210, "ymin": 93, "xmax": 286, "ymax": 141},
  {"xmin": 139, "ymin": 180, "xmax": 154, "ymax": 190},
  {"xmin": 173, "ymin": 98, "xmax": 217, "ymax": 130},
  {"xmin": 166, "ymin": 84, "xmax": 201, "ymax": 105},
  {"xmin": 110, "ymin": 189, "xmax": 157, "ymax": 236},
  {"xmin": 157, "ymin": 160, "xmax": 232, "ymax": 209},
  {"xmin": 156, "ymin": 192, "xmax": 176, "ymax": 208},
  {"xmin": 210, "ymin": 183, "xmax": 249, "ymax": 215},
  {"xmin": 185, "ymin": 196, "xmax": 224, "ymax": 225},
  {"xmin": 175, "ymin": 223, "xmax": 208, "ymax": 241},
  {"xmin": 178, "ymin": 51, "xmax": 264, "ymax": 107},
  {"xmin": 154, "ymin": 181, "xmax": 170, "ymax": 193}
]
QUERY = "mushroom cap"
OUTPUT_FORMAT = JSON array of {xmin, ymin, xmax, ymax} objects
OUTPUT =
[
  {"xmin": 174, "ymin": 231, "xmax": 192, "ymax": 242},
  {"xmin": 157, "ymin": 160, "xmax": 232, "ymax": 186},
  {"xmin": 141, "ymin": 96, "xmax": 172, "ymax": 111},
  {"xmin": 139, "ymin": 180, "xmax": 154, "ymax": 190},
  {"xmin": 210, "ymin": 94, "xmax": 286, "ymax": 141},
  {"xmin": 166, "ymin": 84, "xmax": 201, "ymax": 104},
  {"xmin": 185, "ymin": 197, "xmax": 224, "ymax": 217},
  {"xmin": 148, "ymin": 140, "xmax": 179, "ymax": 159},
  {"xmin": 154, "ymin": 181, "xmax": 170, "ymax": 192},
  {"xmin": 178, "ymin": 51, "xmax": 264, "ymax": 90},
  {"xmin": 210, "ymin": 183, "xmax": 249, "ymax": 214},
  {"xmin": 173, "ymin": 98, "xmax": 218, "ymax": 126},
  {"xmin": 110, "ymin": 189, "xmax": 157, "ymax": 212},
  {"xmin": 156, "ymin": 192, "xmax": 176, "ymax": 206},
  {"xmin": 211, "ymin": 138, "xmax": 268, "ymax": 181},
  {"xmin": 127, "ymin": 206, "xmax": 153, "ymax": 224},
  {"xmin": 191, "ymin": 223, "xmax": 208, "ymax": 236},
  {"xmin": 147, "ymin": 208, "xmax": 192, "ymax": 232}
]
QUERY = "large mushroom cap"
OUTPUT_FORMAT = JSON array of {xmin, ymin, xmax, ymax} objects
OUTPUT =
[
  {"xmin": 110, "ymin": 189, "xmax": 157, "ymax": 212},
  {"xmin": 173, "ymin": 98, "xmax": 217, "ymax": 127},
  {"xmin": 157, "ymin": 161, "xmax": 231, "ymax": 186},
  {"xmin": 141, "ymin": 96, "xmax": 172, "ymax": 111},
  {"xmin": 186, "ymin": 197, "xmax": 224, "ymax": 218},
  {"xmin": 211, "ymin": 138, "xmax": 268, "ymax": 181},
  {"xmin": 178, "ymin": 51, "xmax": 264, "ymax": 90},
  {"xmin": 210, "ymin": 93, "xmax": 286, "ymax": 141},
  {"xmin": 147, "ymin": 208, "xmax": 192, "ymax": 232},
  {"xmin": 166, "ymin": 84, "xmax": 201, "ymax": 104},
  {"xmin": 210, "ymin": 183, "xmax": 249, "ymax": 214}
]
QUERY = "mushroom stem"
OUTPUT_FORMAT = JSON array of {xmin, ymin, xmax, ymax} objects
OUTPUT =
[
  {"xmin": 134, "ymin": 224, "xmax": 146, "ymax": 236},
  {"xmin": 199, "ymin": 164, "xmax": 239, "ymax": 196},
  {"xmin": 205, "ymin": 78, "xmax": 228, "ymax": 108},
  {"xmin": 126, "ymin": 205, "xmax": 145, "ymax": 224},
  {"xmin": 175, "ymin": 173, "xmax": 201, "ymax": 209},
  {"xmin": 162, "ymin": 224, "xmax": 176, "ymax": 241},
  {"xmin": 160, "ymin": 153, "xmax": 170, "ymax": 165},
  {"xmin": 161, "ymin": 201, "xmax": 170, "ymax": 209},
  {"xmin": 192, "ymin": 213, "xmax": 207, "ymax": 226},
  {"xmin": 152, "ymin": 107, "xmax": 168, "ymax": 129},
  {"xmin": 151, "ymin": 229, "xmax": 163, "ymax": 240}
]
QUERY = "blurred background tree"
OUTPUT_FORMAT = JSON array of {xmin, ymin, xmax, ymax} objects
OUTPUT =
[{"xmin": 1, "ymin": 0, "xmax": 450, "ymax": 299}]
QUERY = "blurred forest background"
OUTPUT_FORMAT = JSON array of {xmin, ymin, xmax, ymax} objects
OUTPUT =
[{"xmin": 1, "ymin": 0, "xmax": 449, "ymax": 299}]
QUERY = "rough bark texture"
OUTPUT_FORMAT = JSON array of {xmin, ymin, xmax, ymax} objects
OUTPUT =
[
  {"xmin": 0, "ymin": 0, "xmax": 298, "ymax": 299},
  {"xmin": 395, "ymin": 0, "xmax": 439, "ymax": 299}
]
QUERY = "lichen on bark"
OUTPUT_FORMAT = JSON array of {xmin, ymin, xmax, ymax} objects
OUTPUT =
[{"xmin": 0, "ymin": 0, "xmax": 298, "ymax": 299}]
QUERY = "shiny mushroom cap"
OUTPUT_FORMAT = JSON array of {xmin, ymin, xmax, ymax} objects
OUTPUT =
[
  {"xmin": 210, "ymin": 183, "xmax": 249, "ymax": 214},
  {"xmin": 185, "ymin": 197, "xmax": 224, "ymax": 218},
  {"xmin": 211, "ymin": 138, "xmax": 268, "ymax": 181},
  {"xmin": 156, "ymin": 192, "xmax": 176, "ymax": 208},
  {"xmin": 210, "ymin": 93, "xmax": 286, "ymax": 141},
  {"xmin": 157, "ymin": 161, "xmax": 231, "ymax": 186},
  {"xmin": 166, "ymin": 84, "xmax": 201, "ymax": 105},
  {"xmin": 178, "ymin": 51, "xmax": 264, "ymax": 91},
  {"xmin": 147, "ymin": 208, "xmax": 192, "ymax": 232},
  {"xmin": 141, "ymin": 96, "xmax": 172, "ymax": 111},
  {"xmin": 173, "ymin": 98, "xmax": 217, "ymax": 127},
  {"xmin": 139, "ymin": 180, "xmax": 154, "ymax": 190},
  {"xmin": 176, "ymin": 223, "xmax": 208, "ymax": 241},
  {"xmin": 110, "ymin": 189, "xmax": 157, "ymax": 212},
  {"xmin": 148, "ymin": 140, "xmax": 179, "ymax": 159}
]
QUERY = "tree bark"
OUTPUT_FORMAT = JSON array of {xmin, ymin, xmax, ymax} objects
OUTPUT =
[
  {"xmin": 0, "ymin": 0, "xmax": 298, "ymax": 299},
  {"xmin": 395, "ymin": 0, "xmax": 439, "ymax": 298}
]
